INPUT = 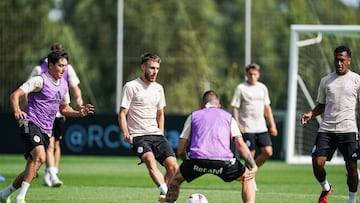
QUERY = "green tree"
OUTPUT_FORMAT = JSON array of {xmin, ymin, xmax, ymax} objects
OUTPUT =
[
  {"xmin": 0, "ymin": 1, "xmax": 54, "ymax": 111},
  {"xmin": 2, "ymin": 0, "xmax": 360, "ymax": 115}
]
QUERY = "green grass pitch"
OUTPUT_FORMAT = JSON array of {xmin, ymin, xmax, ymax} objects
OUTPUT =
[{"xmin": 0, "ymin": 155, "xmax": 355, "ymax": 202}]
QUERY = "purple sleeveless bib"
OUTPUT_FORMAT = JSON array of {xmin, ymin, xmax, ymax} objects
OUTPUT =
[{"xmin": 25, "ymin": 73, "xmax": 68, "ymax": 134}]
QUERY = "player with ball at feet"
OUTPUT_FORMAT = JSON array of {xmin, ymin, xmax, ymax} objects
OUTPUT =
[
  {"xmin": 165, "ymin": 90, "xmax": 257, "ymax": 203},
  {"xmin": 118, "ymin": 53, "xmax": 178, "ymax": 203}
]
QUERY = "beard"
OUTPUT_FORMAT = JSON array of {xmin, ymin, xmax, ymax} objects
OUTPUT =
[{"xmin": 144, "ymin": 72, "xmax": 156, "ymax": 82}]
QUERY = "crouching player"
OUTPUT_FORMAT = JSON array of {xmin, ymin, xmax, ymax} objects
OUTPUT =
[{"xmin": 165, "ymin": 90, "xmax": 257, "ymax": 203}]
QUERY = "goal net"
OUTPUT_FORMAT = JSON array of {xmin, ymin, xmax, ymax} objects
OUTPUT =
[{"xmin": 285, "ymin": 24, "xmax": 360, "ymax": 164}]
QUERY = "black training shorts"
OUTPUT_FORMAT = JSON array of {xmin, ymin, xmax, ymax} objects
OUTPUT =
[
  {"xmin": 52, "ymin": 117, "xmax": 65, "ymax": 141},
  {"xmin": 20, "ymin": 121, "xmax": 50, "ymax": 159},
  {"xmin": 180, "ymin": 158, "xmax": 246, "ymax": 182},
  {"xmin": 312, "ymin": 132, "xmax": 360, "ymax": 161},
  {"xmin": 132, "ymin": 135, "xmax": 176, "ymax": 165},
  {"xmin": 243, "ymin": 132, "xmax": 272, "ymax": 151}
]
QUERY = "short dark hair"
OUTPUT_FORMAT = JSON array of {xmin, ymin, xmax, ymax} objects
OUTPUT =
[
  {"xmin": 334, "ymin": 45, "xmax": 351, "ymax": 57},
  {"xmin": 246, "ymin": 63, "xmax": 260, "ymax": 72},
  {"xmin": 50, "ymin": 43, "xmax": 65, "ymax": 52},
  {"xmin": 48, "ymin": 50, "xmax": 69, "ymax": 65},
  {"xmin": 202, "ymin": 90, "xmax": 219, "ymax": 104},
  {"xmin": 141, "ymin": 53, "xmax": 161, "ymax": 65}
]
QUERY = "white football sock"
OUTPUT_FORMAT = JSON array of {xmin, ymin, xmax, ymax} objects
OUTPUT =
[
  {"xmin": 320, "ymin": 179, "xmax": 330, "ymax": 191},
  {"xmin": 48, "ymin": 167, "xmax": 59, "ymax": 182},
  {"xmin": 349, "ymin": 191, "xmax": 357, "ymax": 203},
  {"xmin": 159, "ymin": 183, "xmax": 168, "ymax": 195},
  {"xmin": 16, "ymin": 181, "xmax": 30, "ymax": 199}
]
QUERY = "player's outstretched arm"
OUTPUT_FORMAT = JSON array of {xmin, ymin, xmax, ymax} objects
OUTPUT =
[
  {"xmin": 60, "ymin": 103, "xmax": 94, "ymax": 117},
  {"xmin": 301, "ymin": 103, "xmax": 325, "ymax": 125}
]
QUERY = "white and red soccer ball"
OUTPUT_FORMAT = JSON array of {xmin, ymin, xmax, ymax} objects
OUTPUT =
[{"xmin": 187, "ymin": 193, "xmax": 208, "ymax": 203}]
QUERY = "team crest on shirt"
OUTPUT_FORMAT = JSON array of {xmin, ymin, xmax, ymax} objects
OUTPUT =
[
  {"xmin": 33, "ymin": 135, "xmax": 41, "ymax": 143},
  {"xmin": 137, "ymin": 146, "xmax": 144, "ymax": 153},
  {"xmin": 344, "ymin": 83, "xmax": 353, "ymax": 90}
]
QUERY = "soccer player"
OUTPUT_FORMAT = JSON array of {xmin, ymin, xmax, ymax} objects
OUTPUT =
[
  {"xmin": 301, "ymin": 45, "xmax": 360, "ymax": 203},
  {"xmin": 165, "ymin": 90, "xmax": 258, "ymax": 203},
  {"xmin": 27, "ymin": 43, "xmax": 83, "ymax": 187},
  {"xmin": 230, "ymin": 63, "xmax": 278, "ymax": 190},
  {"xmin": 0, "ymin": 50, "xmax": 94, "ymax": 203},
  {"xmin": 118, "ymin": 53, "xmax": 178, "ymax": 203}
]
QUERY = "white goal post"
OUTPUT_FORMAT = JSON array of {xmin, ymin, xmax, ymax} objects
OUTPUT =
[{"xmin": 285, "ymin": 24, "xmax": 360, "ymax": 164}]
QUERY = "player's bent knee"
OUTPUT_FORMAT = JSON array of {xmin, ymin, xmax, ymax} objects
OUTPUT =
[
  {"xmin": 168, "ymin": 164, "xmax": 178, "ymax": 173},
  {"xmin": 36, "ymin": 156, "xmax": 46, "ymax": 164}
]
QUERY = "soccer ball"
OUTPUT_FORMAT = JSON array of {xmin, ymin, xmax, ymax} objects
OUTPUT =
[{"xmin": 187, "ymin": 193, "xmax": 208, "ymax": 203}]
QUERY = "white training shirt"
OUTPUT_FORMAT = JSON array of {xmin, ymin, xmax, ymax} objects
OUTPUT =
[
  {"xmin": 316, "ymin": 71, "xmax": 360, "ymax": 133},
  {"xmin": 20, "ymin": 73, "xmax": 70, "ymax": 105},
  {"xmin": 231, "ymin": 81, "xmax": 270, "ymax": 133},
  {"xmin": 120, "ymin": 77, "xmax": 166, "ymax": 137}
]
